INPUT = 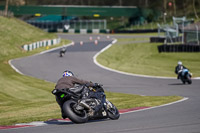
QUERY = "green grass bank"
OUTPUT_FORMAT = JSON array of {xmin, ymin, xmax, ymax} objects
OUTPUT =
[
  {"xmin": 0, "ymin": 16, "xmax": 182, "ymax": 125},
  {"xmin": 97, "ymin": 38, "xmax": 200, "ymax": 77}
]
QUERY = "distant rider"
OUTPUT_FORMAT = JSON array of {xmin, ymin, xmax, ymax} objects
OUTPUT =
[
  {"xmin": 59, "ymin": 47, "xmax": 66, "ymax": 57},
  {"xmin": 54, "ymin": 70, "xmax": 104, "ymax": 119},
  {"xmin": 175, "ymin": 61, "xmax": 187, "ymax": 79}
]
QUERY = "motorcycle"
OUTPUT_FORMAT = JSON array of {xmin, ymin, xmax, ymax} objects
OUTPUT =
[
  {"xmin": 178, "ymin": 68, "xmax": 192, "ymax": 84},
  {"xmin": 52, "ymin": 84, "xmax": 120, "ymax": 124},
  {"xmin": 59, "ymin": 47, "xmax": 66, "ymax": 57}
]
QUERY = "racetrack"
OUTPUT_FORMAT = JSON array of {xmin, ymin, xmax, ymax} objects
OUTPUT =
[{"xmin": 5, "ymin": 34, "xmax": 200, "ymax": 133}]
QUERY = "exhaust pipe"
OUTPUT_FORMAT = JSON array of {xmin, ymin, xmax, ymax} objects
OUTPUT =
[{"xmin": 79, "ymin": 101, "xmax": 91, "ymax": 110}]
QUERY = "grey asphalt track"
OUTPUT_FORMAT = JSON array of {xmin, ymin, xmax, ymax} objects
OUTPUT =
[{"xmin": 5, "ymin": 34, "xmax": 200, "ymax": 133}]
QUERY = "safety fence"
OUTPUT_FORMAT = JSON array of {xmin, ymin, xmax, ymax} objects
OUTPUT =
[
  {"xmin": 157, "ymin": 44, "xmax": 200, "ymax": 52},
  {"xmin": 151, "ymin": 16, "xmax": 200, "ymax": 52},
  {"xmin": 184, "ymin": 24, "xmax": 200, "ymax": 45},
  {"xmin": 26, "ymin": 20, "xmax": 108, "ymax": 33},
  {"xmin": 21, "ymin": 38, "xmax": 61, "ymax": 51},
  {"xmin": 152, "ymin": 17, "xmax": 196, "ymax": 44}
]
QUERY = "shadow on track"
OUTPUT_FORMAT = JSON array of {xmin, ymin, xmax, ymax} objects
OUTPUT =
[
  {"xmin": 44, "ymin": 118, "xmax": 110, "ymax": 125},
  {"xmin": 44, "ymin": 119, "xmax": 74, "ymax": 125},
  {"xmin": 168, "ymin": 83, "xmax": 189, "ymax": 85}
]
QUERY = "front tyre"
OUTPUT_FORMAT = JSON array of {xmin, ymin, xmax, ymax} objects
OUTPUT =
[
  {"xmin": 182, "ymin": 80, "xmax": 186, "ymax": 84},
  {"xmin": 187, "ymin": 76, "xmax": 192, "ymax": 84},
  {"xmin": 63, "ymin": 100, "xmax": 88, "ymax": 124},
  {"xmin": 106, "ymin": 101, "xmax": 120, "ymax": 120},
  {"xmin": 180, "ymin": 78, "xmax": 185, "ymax": 84}
]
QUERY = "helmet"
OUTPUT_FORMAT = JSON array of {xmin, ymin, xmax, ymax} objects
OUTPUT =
[
  {"xmin": 178, "ymin": 61, "xmax": 182, "ymax": 65},
  {"xmin": 63, "ymin": 70, "xmax": 74, "ymax": 77}
]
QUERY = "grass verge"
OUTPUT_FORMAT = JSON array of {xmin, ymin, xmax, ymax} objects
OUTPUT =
[
  {"xmin": 97, "ymin": 38, "xmax": 200, "ymax": 77},
  {"xmin": 0, "ymin": 16, "xmax": 183, "ymax": 125}
]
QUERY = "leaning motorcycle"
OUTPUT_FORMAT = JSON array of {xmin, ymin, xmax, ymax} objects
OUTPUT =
[
  {"xmin": 59, "ymin": 47, "xmax": 66, "ymax": 57},
  {"xmin": 178, "ymin": 69, "xmax": 192, "ymax": 84},
  {"xmin": 52, "ymin": 84, "xmax": 120, "ymax": 123}
]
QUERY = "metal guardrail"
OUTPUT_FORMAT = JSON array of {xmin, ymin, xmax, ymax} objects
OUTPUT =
[
  {"xmin": 21, "ymin": 38, "xmax": 61, "ymax": 51},
  {"xmin": 26, "ymin": 19, "xmax": 108, "ymax": 33}
]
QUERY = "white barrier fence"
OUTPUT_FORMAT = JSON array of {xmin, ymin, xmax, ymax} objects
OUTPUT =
[{"xmin": 22, "ymin": 38, "xmax": 61, "ymax": 51}]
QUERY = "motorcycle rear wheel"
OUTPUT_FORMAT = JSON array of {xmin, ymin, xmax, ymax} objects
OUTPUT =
[{"xmin": 63, "ymin": 100, "xmax": 88, "ymax": 124}]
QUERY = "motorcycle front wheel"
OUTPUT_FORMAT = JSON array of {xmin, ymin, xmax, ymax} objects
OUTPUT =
[
  {"xmin": 106, "ymin": 101, "xmax": 120, "ymax": 120},
  {"xmin": 63, "ymin": 100, "xmax": 88, "ymax": 123},
  {"xmin": 187, "ymin": 76, "xmax": 192, "ymax": 84}
]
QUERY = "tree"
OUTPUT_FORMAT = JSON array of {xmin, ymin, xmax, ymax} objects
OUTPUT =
[
  {"xmin": 9, "ymin": 0, "xmax": 25, "ymax": 6},
  {"xmin": 172, "ymin": 0, "xmax": 176, "ymax": 16},
  {"xmin": 145, "ymin": 0, "xmax": 149, "ymax": 7},
  {"xmin": 119, "ymin": 0, "xmax": 122, "ymax": 6},
  {"xmin": 163, "ymin": 0, "xmax": 167, "ymax": 23},
  {"xmin": 193, "ymin": 0, "xmax": 199, "ymax": 19},
  {"xmin": 4, "ymin": 0, "xmax": 9, "ymax": 16}
]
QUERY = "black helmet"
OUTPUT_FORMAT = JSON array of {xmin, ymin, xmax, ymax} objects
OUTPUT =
[{"xmin": 62, "ymin": 70, "xmax": 74, "ymax": 77}]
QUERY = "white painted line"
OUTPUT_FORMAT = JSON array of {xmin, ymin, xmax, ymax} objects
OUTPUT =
[
  {"xmin": 112, "ymin": 39, "xmax": 117, "ymax": 44},
  {"xmin": 121, "ymin": 97, "xmax": 189, "ymax": 114},
  {"xmin": 8, "ymin": 60, "xmax": 24, "ymax": 75},
  {"xmin": 193, "ymin": 77, "xmax": 200, "ymax": 79},
  {"xmin": 93, "ymin": 39, "xmax": 200, "ymax": 80},
  {"xmin": 16, "ymin": 121, "xmax": 47, "ymax": 126}
]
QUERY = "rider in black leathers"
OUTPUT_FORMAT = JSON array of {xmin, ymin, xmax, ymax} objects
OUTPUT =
[
  {"xmin": 59, "ymin": 47, "xmax": 66, "ymax": 57},
  {"xmin": 54, "ymin": 70, "xmax": 105, "ymax": 119}
]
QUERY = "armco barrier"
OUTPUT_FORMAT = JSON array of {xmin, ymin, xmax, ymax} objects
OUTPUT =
[
  {"xmin": 150, "ymin": 36, "xmax": 182, "ymax": 43},
  {"xmin": 157, "ymin": 44, "xmax": 200, "ymax": 52},
  {"xmin": 22, "ymin": 38, "xmax": 61, "ymax": 51},
  {"xmin": 111, "ymin": 29, "xmax": 157, "ymax": 33},
  {"xmin": 63, "ymin": 29, "xmax": 108, "ymax": 34}
]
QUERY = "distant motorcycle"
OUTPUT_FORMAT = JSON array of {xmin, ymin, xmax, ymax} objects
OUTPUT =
[
  {"xmin": 178, "ymin": 69, "xmax": 192, "ymax": 84},
  {"xmin": 59, "ymin": 47, "xmax": 66, "ymax": 57},
  {"xmin": 52, "ymin": 84, "xmax": 120, "ymax": 124}
]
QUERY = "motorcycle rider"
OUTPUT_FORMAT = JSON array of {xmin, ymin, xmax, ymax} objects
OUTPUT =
[
  {"xmin": 59, "ymin": 46, "xmax": 66, "ymax": 57},
  {"xmin": 54, "ymin": 70, "xmax": 104, "ymax": 119},
  {"xmin": 175, "ymin": 61, "xmax": 187, "ymax": 79}
]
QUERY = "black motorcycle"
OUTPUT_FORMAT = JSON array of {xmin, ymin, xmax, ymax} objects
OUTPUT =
[
  {"xmin": 52, "ymin": 84, "xmax": 120, "ymax": 123},
  {"xmin": 178, "ymin": 68, "xmax": 192, "ymax": 84},
  {"xmin": 59, "ymin": 47, "xmax": 66, "ymax": 57}
]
